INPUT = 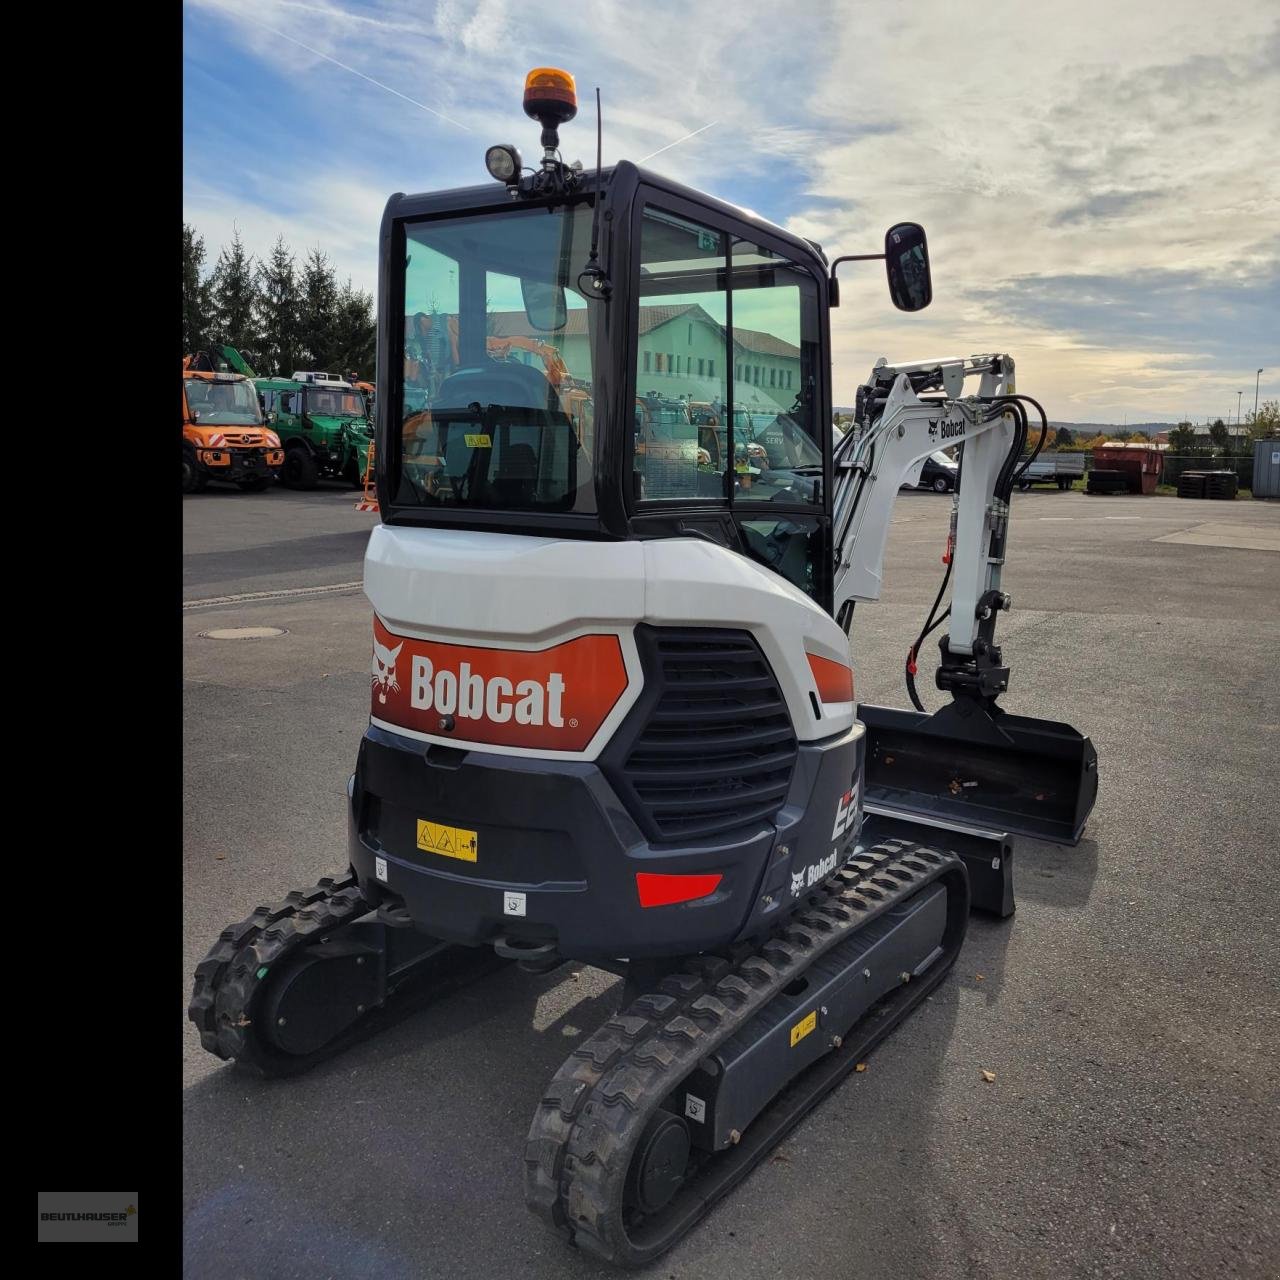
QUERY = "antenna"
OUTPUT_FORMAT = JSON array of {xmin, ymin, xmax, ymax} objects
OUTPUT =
[{"xmin": 578, "ymin": 88, "xmax": 612, "ymax": 299}]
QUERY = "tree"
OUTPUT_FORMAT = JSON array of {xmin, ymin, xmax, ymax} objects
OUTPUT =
[
  {"xmin": 331, "ymin": 277, "xmax": 376, "ymax": 378},
  {"xmin": 1208, "ymin": 418, "xmax": 1229, "ymax": 452},
  {"xmin": 255, "ymin": 236, "xmax": 301, "ymax": 377},
  {"xmin": 299, "ymin": 247, "xmax": 339, "ymax": 368},
  {"xmin": 1128, "ymin": 430, "xmax": 1151, "ymax": 442},
  {"xmin": 1245, "ymin": 398, "xmax": 1279, "ymax": 442},
  {"xmin": 181, "ymin": 223, "xmax": 213, "ymax": 355},
  {"xmin": 209, "ymin": 228, "xmax": 259, "ymax": 367},
  {"xmin": 1053, "ymin": 426, "xmax": 1074, "ymax": 448},
  {"xmin": 1168, "ymin": 422, "xmax": 1197, "ymax": 454}
]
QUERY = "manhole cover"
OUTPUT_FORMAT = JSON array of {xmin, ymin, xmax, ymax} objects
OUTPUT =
[{"xmin": 199, "ymin": 626, "xmax": 288, "ymax": 640}]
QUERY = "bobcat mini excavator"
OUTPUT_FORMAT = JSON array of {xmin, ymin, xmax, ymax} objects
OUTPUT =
[{"xmin": 190, "ymin": 68, "xmax": 1098, "ymax": 1267}]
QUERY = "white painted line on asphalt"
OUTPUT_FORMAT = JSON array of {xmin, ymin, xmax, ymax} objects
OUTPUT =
[
  {"xmin": 1104, "ymin": 516, "xmax": 1141, "ymax": 520},
  {"xmin": 183, "ymin": 581, "xmax": 364, "ymax": 610},
  {"xmin": 1038, "ymin": 517, "xmax": 1074, "ymax": 521}
]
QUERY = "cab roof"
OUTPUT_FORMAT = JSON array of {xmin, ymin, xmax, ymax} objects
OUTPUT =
[{"xmin": 384, "ymin": 160, "xmax": 827, "ymax": 274}]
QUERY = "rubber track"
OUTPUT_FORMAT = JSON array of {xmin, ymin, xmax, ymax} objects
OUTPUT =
[
  {"xmin": 524, "ymin": 838, "xmax": 961, "ymax": 1266},
  {"xmin": 188, "ymin": 871, "xmax": 370, "ymax": 1071}
]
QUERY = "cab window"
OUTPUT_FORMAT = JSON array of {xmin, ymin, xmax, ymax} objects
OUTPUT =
[
  {"xmin": 630, "ymin": 208, "xmax": 822, "ymax": 509},
  {"xmin": 632, "ymin": 208, "xmax": 730, "ymax": 501},
  {"xmin": 729, "ymin": 238, "xmax": 822, "ymax": 505}
]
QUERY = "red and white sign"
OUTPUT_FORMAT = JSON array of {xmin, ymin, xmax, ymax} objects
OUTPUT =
[{"xmin": 370, "ymin": 617, "xmax": 630, "ymax": 752}]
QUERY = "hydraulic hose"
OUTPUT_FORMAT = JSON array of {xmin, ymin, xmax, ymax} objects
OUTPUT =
[
  {"xmin": 905, "ymin": 553, "xmax": 953, "ymax": 712},
  {"xmin": 1009, "ymin": 393, "xmax": 1052, "ymax": 483},
  {"xmin": 989, "ymin": 396, "xmax": 1029, "ymax": 502}
]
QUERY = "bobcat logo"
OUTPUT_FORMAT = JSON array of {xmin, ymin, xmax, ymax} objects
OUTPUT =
[{"xmin": 372, "ymin": 639, "xmax": 403, "ymax": 705}]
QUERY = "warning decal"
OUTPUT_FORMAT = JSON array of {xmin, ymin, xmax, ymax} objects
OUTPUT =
[
  {"xmin": 789, "ymin": 1010, "xmax": 817, "ymax": 1048},
  {"xmin": 416, "ymin": 819, "xmax": 478, "ymax": 863}
]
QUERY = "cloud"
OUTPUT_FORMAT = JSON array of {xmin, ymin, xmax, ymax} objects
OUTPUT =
[
  {"xmin": 1052, "ymin": 190, "xmax": 1162, "ymax": 226},
  {"xmin": 184, "ymin": 0, "xmax": 1280, "ymax": 421},
  {"xmin": 971, "ymin": 264, "xmax": 1280, "ymax": 355}
]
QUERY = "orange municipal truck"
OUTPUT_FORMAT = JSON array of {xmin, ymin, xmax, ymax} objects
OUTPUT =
[{"xmin": 182, "ymin": 349, "xmax": 284, "ymax": 492}]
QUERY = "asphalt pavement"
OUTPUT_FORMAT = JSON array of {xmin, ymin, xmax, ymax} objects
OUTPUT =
[{"xmin": 183, "ymin": 482, "xmax": 1280, "ymax": 1280}]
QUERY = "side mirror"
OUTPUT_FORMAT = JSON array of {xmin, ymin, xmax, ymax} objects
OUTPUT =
[
  {"xmin": 884, "ymin": 222, "xmax": 932, "ymax": 312},
  {"xmin": 521, "ymin": 278, "xmax": 568, "ymax": 332}
]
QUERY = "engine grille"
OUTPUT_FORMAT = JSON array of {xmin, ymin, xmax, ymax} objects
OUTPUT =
[{"xmin": 611, "ymin": 628, "xmax": 797, "ymax": 843}]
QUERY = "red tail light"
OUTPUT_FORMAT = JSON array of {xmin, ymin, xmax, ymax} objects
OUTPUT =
[{"xmin": 635, "ymin": 872, "xmax": 723, "ymax": 908}]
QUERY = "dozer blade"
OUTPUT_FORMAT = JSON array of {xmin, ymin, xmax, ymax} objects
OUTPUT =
[{"xmin": 858, "ymin": 698, "xmax": 1098, "ymax": 845}]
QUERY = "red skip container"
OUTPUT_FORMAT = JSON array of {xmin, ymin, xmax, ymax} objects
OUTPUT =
[{"xmin": 1092, "ymin": 444, "xmax": 1163, "ymax": 494}]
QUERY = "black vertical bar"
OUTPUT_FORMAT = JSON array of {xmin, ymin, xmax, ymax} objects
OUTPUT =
[
  {"xmin": 459, "ymin": 262, "xmax": 486, "ymax": 367},
  {"xmin": 724, "ymin": 233, "xmax": 734, "ymax": 502}
]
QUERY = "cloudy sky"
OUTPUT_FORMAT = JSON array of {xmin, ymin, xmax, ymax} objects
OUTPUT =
[{"xmin": 184, "ymin": 0, "xmax": 1279, "ymax": 423}]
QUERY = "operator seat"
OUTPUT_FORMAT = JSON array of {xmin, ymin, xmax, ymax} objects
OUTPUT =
[{"xmin": 433, "ymin": 359, "xmax": 559, "ymax": 415}]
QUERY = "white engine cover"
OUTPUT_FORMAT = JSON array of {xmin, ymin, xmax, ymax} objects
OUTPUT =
[{"xmin": 364, "ymin": 525, "xmax": 855, "ymax": 761}]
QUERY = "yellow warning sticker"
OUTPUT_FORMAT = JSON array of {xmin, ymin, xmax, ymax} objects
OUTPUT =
[
  {"xmin": 416, "ymin": 819, "xmax": 478, "ymax": 863},
  {"xmin": 464, "ymin": 433, "xmax": 492, "ymax": 448},
  {"xmin": 789, "ymin": 1009, "xmax": 817, "ymax": 1048}
]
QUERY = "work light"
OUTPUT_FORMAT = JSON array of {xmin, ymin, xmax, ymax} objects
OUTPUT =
[{"xmin": 485, "ymin": 143, "xmax": 521, "ymax": 184}]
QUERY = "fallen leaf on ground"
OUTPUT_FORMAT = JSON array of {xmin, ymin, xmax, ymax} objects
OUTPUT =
[
  {"xmin": 771, "ymin": 1154, "xmax": 791, "ymax": 1164},
  {"xmin": 981, "ymin": 1069, "xmax": 997, "ymax": 1083},
  {"xmin": 215, "ymin": 854, "xmax": 226, "ymax": 861},
  {"xmin": 855, "ymin": 1062, "xmax": 867, "ymax": 1072},
  {"xmin": 975, "ymin": 973, "xmax": 985, "ymax": 981}
]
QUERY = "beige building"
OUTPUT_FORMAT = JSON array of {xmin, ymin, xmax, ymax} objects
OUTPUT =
[{"xmin": 470, "ymin": 304, "xmax": 802, "ymax": 412}]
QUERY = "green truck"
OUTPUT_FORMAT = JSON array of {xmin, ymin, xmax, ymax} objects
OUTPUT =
[{"xmin": 254, "ymin": 374, "xmax": 373, "ymax": 489}]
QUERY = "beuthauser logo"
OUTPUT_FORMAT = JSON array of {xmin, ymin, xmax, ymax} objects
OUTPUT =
[
  {"xmin": 370, "ymin": 617, "xmax": 628, "ymax": 753},
  {"xmin": 41, "ymin": 1204, "xmax": 136, "ymax": 1225}
]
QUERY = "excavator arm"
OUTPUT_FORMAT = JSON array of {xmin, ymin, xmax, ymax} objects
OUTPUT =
[
  {"xmin": 833, "ymin": 353, "xmax": 1017, "ymax": 660},
  {"xmin": 834, "ymin": 353, "xmax": 1098, "ymax": 846}
]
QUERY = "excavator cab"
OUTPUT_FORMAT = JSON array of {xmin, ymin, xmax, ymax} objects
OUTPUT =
[{"xmin": 376, "ymin": 159, "xmax": 835, "ymax": 606}]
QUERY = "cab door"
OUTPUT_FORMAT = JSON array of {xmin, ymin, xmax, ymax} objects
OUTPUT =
[{"xmin": 624, "ymin": 191, "xmax": 833, "ymax": 610}]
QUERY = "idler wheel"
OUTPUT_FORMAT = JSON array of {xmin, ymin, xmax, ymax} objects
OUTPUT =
[{"xmin": 624, "ymin": 1109, "xmax": 691, "ymax": 1216}]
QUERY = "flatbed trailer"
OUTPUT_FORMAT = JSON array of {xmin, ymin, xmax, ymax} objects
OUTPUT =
[{"xmin": 1018, "ymin": 452, "xmax": 1085, "ymax": 489}]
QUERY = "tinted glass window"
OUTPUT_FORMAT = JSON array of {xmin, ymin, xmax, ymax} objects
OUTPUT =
[
  {"xmin": 396, "ymin": 205, "xmax": 596, "ymax": 513},
  {"xmin": 730, "ymin": 240, "xmax": 822, "ymax": 504},
  {"xmin": 633, "ymin": 208, "xmax": 730, "ymax": 501},
  {"xmin": 631, "ymin": 210, "xmax": 822, "ymax": 508}
]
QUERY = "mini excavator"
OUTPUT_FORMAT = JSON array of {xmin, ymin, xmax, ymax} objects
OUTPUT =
[{"xmin": 191, "ymin": 67, "xmax": 1097, "ymax": 1267}]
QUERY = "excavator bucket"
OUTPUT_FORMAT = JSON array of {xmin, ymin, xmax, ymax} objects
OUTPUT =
[{"xmin": 859, "ymin": 699, "xmax": 1098, "ymax": 846}]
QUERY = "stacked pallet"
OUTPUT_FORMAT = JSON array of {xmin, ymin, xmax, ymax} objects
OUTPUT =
[
  {"xmin": 1087, "ymin": 468, "xmax": 1129, "ymax": 494},
  {"xmin": 1177, "ymin": 470, "xmax": 1237, "ymax": 500},
  {"xmin": 1204, "ymin": 470, "xmax": 1238, "ymax": 500}
]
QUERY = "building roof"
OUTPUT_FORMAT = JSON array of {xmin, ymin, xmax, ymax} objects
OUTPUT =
[{"xmin": 732, "ymin": 327, "xmax": 802, "ymax": 359}]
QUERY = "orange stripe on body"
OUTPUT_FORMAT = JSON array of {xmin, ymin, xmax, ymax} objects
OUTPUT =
[{"xmin": 806, "ymin": 652, "xmax": 854, "ymax": 704}]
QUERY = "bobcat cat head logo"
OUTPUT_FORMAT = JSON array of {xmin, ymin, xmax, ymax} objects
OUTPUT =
[{"xmin": 372, "ymin": 639, "xmax": 403, "ymax": 705}]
